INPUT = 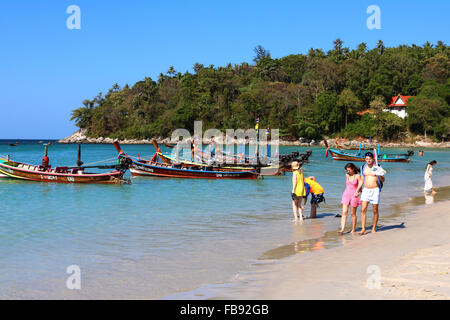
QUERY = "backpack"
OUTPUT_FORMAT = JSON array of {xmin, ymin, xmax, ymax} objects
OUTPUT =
[
  {"xmin": 360, "ymin": 163, "xmax": 384, "ymax": 191},
  {"xmin": 304, "ymin": 181, "xmax": 311, "ymax": 197}
]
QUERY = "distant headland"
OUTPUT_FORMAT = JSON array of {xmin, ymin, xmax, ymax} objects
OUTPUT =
[{"xmin": 68, "ymin": 40, "xmax": 449, "ymax": 145}]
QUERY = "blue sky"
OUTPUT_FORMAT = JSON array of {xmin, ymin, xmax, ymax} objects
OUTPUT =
[{"xmin": 0, "ymin": 0, "xmax": 449, "ymax": 139}]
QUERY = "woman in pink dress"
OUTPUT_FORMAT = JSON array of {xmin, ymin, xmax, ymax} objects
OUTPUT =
[{"xmin": 339, "ymin": 163, "xmax": 363, "ymax": 234}]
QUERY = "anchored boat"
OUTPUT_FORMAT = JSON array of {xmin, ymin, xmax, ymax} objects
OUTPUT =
[
  {"xmin": 324, "ymin": 140, "xmax": 413, "ymax": 163},
  {"xmin": 0, "ymin": 144, "xmax": 129, "ymax": 183},
  {"xmin": 0, "ymin": 156, "xmax": 8, "ymax": 178},
  {"xmin": 336, "ymin": 141, "xmax": 376, "ymax": 151},
  {"xmin": 113, "ymin": 141, "xmax": 259, "ymax": 179},
  {"xmin": 163, "ymin": 139, "xmax": 312, "ymax": 175}
]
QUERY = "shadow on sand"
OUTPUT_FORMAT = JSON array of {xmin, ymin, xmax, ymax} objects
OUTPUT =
[
  {"xmin": 305, "ymin": 212, "xmax": 334, "ymax": 219},
  {"xmin": 260, "ymin": 221, "xmax": 407, "ymax": 260}
]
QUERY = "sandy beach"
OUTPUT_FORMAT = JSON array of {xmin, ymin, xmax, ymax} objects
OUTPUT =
[{"xmin": 213, "ymin": 198, "xmax": 450, "ymax": 300}]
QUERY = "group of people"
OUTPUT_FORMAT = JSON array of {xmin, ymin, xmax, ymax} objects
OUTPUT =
[
  {"xmin": 291, "ymin": 152, "xmax": 386, "ymax": 235},
  {"xmin": 339, "ymin": 152, "xmax": 386, "ymax": 235},
  {"xmin": 291, "ymin": 161, "xmax": 325, "ymax": 222}
]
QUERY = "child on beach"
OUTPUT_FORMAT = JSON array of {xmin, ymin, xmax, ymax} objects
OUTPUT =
[
  {"xmin": 424, "ymin": 160, "xmax": 437, "ymax": 195},
  {"xmin": 291, "ymin": 161, "xmax": 306, "ymax": 221},
  {"xmin": 303, "ymin": 177, "xmax": 325, "ymax": 219},
  {"xmin": 339, "ymin": 163, "xmax": 363, "ymax": 234}
]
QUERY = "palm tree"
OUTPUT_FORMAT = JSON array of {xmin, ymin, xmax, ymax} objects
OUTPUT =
[
  {"xmin": 193, "ymin": 62, "xmax": 204, "ymax": 73},
  {"xmin": 338, "ymin": 89, "xmax": 362, "ymax": 128},
  {"xmin": 333, "ymin": 38, "xmax": 344, "ymax": 55},
  {"xmin": 377, "ymin": 40, "xmax": 385, "ymax": 55},
  {"xmin": 167, "ymin": 66, "xmax": 176, "ymax": 77},
  {"xmin": 253, "ymin": 45, "xmax": 270, "ymax": 63}
]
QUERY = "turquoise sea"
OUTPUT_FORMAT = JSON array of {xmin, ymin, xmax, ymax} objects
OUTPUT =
[{"xmin": 0, "ymin": 140, "xmax": 449, "ymax": 299}]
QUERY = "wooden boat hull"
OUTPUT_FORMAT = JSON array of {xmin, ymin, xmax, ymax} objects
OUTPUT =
[
  {"xmin": 158, "ymin": 153, "xmax": 287, "ymax": 176},
  {"xmin": 0, "ymin": 160, "xmax": 125, "ymax": 183},
  {"xmin": 0, "ymin": 157, "xmax": 10, "ymax": 178},
  {"xmin": 328, "ymin": 149, "xmax": 411, "ymax": 163},
  {"xmin": 158, "ymin": 152, "xmax": 310, "ymax": 176},
  {"xmin": 157, "ymin": 153, "xmax": 255, "ymax": 171},
  {"xmin": 259, "ymin": 166, "xmax": 283, "ymax": 176},
  {"xmin": 145, "ymin": 140, "xmax": 310, "ymax": 176},
  {"xmin": 124, "ymin": 155, "xmax": 258, "ymax": 179}
]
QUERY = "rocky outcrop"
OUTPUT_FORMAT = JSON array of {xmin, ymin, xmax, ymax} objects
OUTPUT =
[
  {"xmin": 319, "ymin": 138, "xmax": 450, "ymax": 148},
  {"xmin": 58, "ymin": 129, "xmax": 168, "ymax": 144},
  {"xmin": 58, "ymin": 130, "xmax": 317, "ymax": 146},
  {"xmin": 58, "ymin": 130, "xmax": 450, "ymax": 148}
]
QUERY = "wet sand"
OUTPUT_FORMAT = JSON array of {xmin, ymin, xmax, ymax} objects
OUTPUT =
[
  {"xmin": 214, "ymin": 195, "xmax": 450, "ymax": 299},
  {"xmin": 164, "ymin": 185, "xmax": 449, "ymax": 300}
]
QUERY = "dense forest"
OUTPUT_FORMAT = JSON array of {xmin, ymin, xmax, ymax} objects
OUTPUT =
[{"xmin": 71, "ymin": 39, "xmax": 450, "ymax": 141}]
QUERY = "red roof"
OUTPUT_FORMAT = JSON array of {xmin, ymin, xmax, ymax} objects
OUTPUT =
[{"xmin": 388, "ymin": 95, "xmax": 413, "ymax": 107}]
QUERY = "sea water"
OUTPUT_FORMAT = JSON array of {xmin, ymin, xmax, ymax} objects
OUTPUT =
[{"xmin": 0, "ymin": 140, "xmax": 448, "ymax": 299}]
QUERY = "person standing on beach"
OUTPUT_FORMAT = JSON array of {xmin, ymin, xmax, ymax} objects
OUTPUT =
[
  {"xmin": 424, "ymin": 160, "xmax": 437, "ymax": 195},
  {"xmin": 360, "ymin": 152, "xmax": 385, "ymax": 235},
  {"xmin": 291, "ymin": 161, "xmax": 306, "ymax": 221},
  {"xmin": 339, "ymin": 163, "xmax": 363, "ymax": 234}
]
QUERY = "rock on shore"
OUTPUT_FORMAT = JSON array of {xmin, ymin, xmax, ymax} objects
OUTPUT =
[
  {"xmin": 58, "ymin": 129, "xmax": 163, "ymax": 145},
  {"xmin": 58, "ymin": 130, "xmax": 450, "ymax": 148},
  {"xmin": 57, "ymin": 129, "xmax": 314, "ymax": 146}
]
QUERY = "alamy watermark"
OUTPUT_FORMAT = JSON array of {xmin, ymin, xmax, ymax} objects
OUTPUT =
[
  {"xmin": 169, "ymin": 121, "xmax": 280, "ymax": 173},
  {"xmin": 367, "ymin": 5, "xmax": 381, "ymax": 30},
  {"xmin": 66, "ymin": 265, "xmax": 81, "ymax": 290},
  {"xmin": 66, "ymin": 5, "xmax": 81, "ymax": 30},
  {"xmin": 366, "ymin": 265, "xmax": 381, "ymax": 289}
]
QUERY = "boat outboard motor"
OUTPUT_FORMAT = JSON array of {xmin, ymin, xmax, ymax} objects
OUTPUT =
[
  {"xmin": 42, "ymin": 156, "xmax": 49, "ymax": 167},
  {"xmin": 117, "ymin": 157, "xmax": 132, "ymax": 171},
  {"xmin": 280, "ymin": 154, "xmax": 291, "ymax": 164}
]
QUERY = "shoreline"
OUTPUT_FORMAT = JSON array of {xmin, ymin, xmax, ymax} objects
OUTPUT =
[
  {"xmin": 1, "ymin": 142, "xmax": 448, "ymax": 300},
  {"xmin": 220, "ymin": 192, "xmax": 450, "ymax": 299},
  {"xmin": 229, "ymin": 201, "xmax": 450, "ymax": 300},
  {"xmin": 57, "ymin": 130, "xmax": 450, "ymax": 148},
  {"xmin": 166, "ymin": 186, "xmax": 450, "ymax": 300}
]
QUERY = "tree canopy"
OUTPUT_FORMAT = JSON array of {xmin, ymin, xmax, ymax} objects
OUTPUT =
[{"xmin": 70, "ymin": 40, "xmax": 450, "ymax": 141}]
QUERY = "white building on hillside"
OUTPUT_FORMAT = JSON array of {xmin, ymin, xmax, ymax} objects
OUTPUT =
[{"xmin": 383, "ymin": 94, "xmax": 412, "ymax": 119}]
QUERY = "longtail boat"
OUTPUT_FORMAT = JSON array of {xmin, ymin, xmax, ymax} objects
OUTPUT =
[
  {"xmin": 113, "ymin": 141, "xmax": 259, "ymax": 179},
  {"xmin": 0, "ymin": 144, "xmax": 129, "ymax": 184},
  {"xmin": 157, "ymin": 152, "xmax": 284, "ymax": 176},
  {"xmin": 154, "ymin": 140, "xmax": 313, "ymax": 176},
  {"xmin": 164, "ymin": 139, "xmax": 312, "ymax": 174},
  {"xmin": 324, "ymin": 140, "xmax": 413, "ymax": 163},
  {"xmin": 336, "ymin": 142, "xmax": 375, "ymax": 151},
  {"xmin": 0, "ymin": 156, "xmax": 8, "ymax": 177}
]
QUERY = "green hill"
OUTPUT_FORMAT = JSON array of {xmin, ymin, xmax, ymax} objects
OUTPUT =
[{"xmin": 70, "ymin": 40, "xmax": 450, "ymax": 142}]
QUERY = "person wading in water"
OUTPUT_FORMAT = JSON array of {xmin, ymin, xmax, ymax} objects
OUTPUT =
[{"xmin": 291, "ymin": 161, "xmax": 306, "ymax": 222}]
